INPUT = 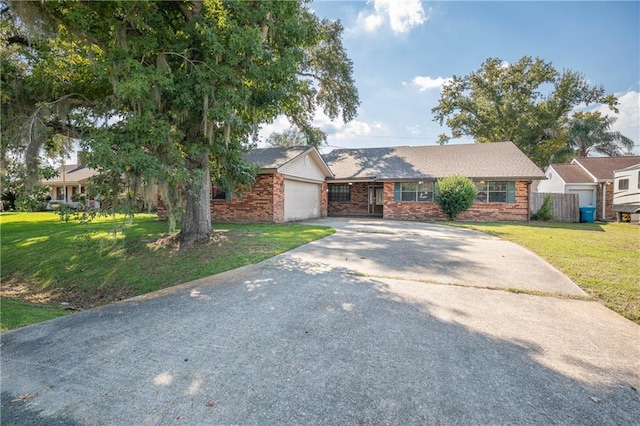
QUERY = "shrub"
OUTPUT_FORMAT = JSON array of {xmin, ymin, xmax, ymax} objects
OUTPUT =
[
  {"xmin": 531, "ymin": 194, "xmax": 554, "ymax": 221},
  {"xmin": 436, "ymin": 175, "xmax": 478, "ymax": 220}
]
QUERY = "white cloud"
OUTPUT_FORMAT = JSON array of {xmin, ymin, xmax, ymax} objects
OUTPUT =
[
  {"xmin": 412, "ymin": 75, "xmax": 451, "ymax": 91},
  {"xmin": 258, "ymin": 111, "xmax": 386, "ymax": 147},
  {"xmin": 573, "ymin": 90, "xmax": 640, "ymax": 154},
  {"xmin": 576, "ymin": 90, "xmax": 640, "ymax": 154},
  {"xmin": 313, "ymin": 109, "xmax": 382, "ymax": 141},
  {"xmin": 360, "ymin": 13, "xmax": 384, "ymax": 32},
  {"xmin": 406, "ymin": 125, "xmax": 421, "ymax": 135},
  {"xmin": 355, "ymin": 0, "xmax": 428, "ymax": 35},
  {"xmin": 599, "ymin": 91, "xmax": 640, "ymax": 152}
]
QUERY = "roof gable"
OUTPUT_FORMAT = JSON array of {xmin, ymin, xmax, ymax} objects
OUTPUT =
[
  {"xmin": 42, "ymin": 164, "xmax": 98, "ymax": 185},
  {"xmin": 243, "ymin": 146, "xmax": 332, "ymax": 177},
  {"xmin": 323, "ymin": 142, "xmax": 544, "ymax": 181},
  {"xmin": 548, "ymin": 163, "xmax": 594, "ymax": 184},
  {"xmin": 572, "ymin": 156, "xmax": 640, "ymax": 181}
]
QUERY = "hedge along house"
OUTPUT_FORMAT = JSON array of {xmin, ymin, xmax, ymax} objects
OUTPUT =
[
  {"xmin": 322, "ymin": 142, "xmax": 545, "ymax": 221},
  {"xmin": 206, "ymin": 146, "xmax": 333, "ymax": 223}
]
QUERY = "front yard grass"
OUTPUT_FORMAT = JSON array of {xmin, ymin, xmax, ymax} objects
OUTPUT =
[
  {"xmin": 0, "ymin": 212, "xmax": 334, "ymax": 331},
  {"xmin": 453, "ymin": 221, "xmax": 640, "ymax": 324}
]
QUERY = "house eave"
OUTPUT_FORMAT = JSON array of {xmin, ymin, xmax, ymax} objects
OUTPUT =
[
  {"xmin": 257, "ymin": 147, "xmax": 333, "ymax": 178},
  {"xmin": 329, "ymin": 175, "xmax": 543, "ymax": 183}
]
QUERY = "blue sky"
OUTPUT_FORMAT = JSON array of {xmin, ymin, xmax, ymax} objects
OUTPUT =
[{"xmin": 259, "ymin": 0, "xmax": 640, "ymax": 156}]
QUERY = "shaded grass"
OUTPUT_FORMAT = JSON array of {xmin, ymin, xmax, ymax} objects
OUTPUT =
[
  {"xmin": 0, "ymin": 212, "xmax": 334, "ymax": 330},
  {"xmin": 0, "ymin": 299, "xmax": 69, "ymax": 332},
  {"xmin": 451, "ymin": 221, "xmax": 640, "ymax": 324}
]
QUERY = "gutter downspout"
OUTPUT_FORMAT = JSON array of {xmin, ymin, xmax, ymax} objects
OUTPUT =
[
  {"xmin": 526, "ymin": 180, "xmax": 531, "ymax": 221},
  {"xmin": 601, "ymin": 182, "xmax": 606, "ymax": 221}
]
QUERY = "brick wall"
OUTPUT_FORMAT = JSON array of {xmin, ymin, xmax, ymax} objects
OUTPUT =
[
  {"xmin": 158, "ymin": 173, "xmax": 328, "ymax": 223},
  {"xmin": 272, "ymin": 173, "xmax": 285, "ymax": 222},
  {"xmin": 320, "ymin": 181, "xmax": 328, "ymax": 218},
  {"xmin": 382, "ymin": 180, "xmax": 531, "ymax": 222},
  {"xmin": 328, "ymin": 182, "xmax": 370, "ymax": 216},
  {"xmin": 595, "ymin": 183, "xmax": 615, "ymax": 221},
  {"xmin": 157, "ymin": 196, "xmax": 167, "ymax": 219},
  {"xmin": 212, "ymin": 173, "xmax": 281, "ymax": 223}
]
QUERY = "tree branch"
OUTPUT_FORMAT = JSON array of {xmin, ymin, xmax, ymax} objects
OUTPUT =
[{"xmin": 297, "ymin": 71, "xmax": 322, "ymax": 80}]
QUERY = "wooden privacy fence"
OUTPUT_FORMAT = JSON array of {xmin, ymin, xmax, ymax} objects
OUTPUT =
[{"xmin": 530, "ymin": 193, "xmax": 579, "ymax": 222}]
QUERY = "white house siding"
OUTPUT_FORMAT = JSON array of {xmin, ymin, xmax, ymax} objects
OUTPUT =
[
  {"xmin": 279, "ymin": 153, "xmax": 327, "ymax": 182},
  {"xmin": 537, "ymin": 166, "xmax": 596, "ymax": 207},
  {"xmin": 536, "ymin": 167, "xmax": 567, "ymax": 193},
  {"xmin": 284, "ymin": 179, "xmax": 321, "ymax": 221}
]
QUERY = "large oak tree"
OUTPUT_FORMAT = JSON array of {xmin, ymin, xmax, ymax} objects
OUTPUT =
[
  {"xmin": 7, "ymin": 0, "xmax": 359, "ymax": 245},
  {"xmin": 432, "ymin": 56, "xmax": 619, "ymax": 166}
]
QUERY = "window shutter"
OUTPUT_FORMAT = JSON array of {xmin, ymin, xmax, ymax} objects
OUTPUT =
[
  {"xmin": 507, "ymin": 181, "xmax": 516, "ymax": 203},
  {"xmin": 394, "ymin": 183, "xmax": 401, "ymax": 201}
]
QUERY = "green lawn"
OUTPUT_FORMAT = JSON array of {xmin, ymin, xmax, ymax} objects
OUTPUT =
[
  {"xmin": 3, "ymin": 213, "xmax": 638, "ymax": 330},
  {"xmin": 452, "ymin": 221, "xmax": 640, "ymax": 324},
  {"xmin": 1, "ymin": 298, "xmax": 69, "ymax": 331},
  {"xmin": 0, "ymin": 212, "xmax": 334, "ymax": 331}
]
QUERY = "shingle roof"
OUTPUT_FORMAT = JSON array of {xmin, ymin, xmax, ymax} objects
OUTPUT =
[
  {"xmin": 323, "ymin": 142, "xmax": 544, "ymax": 181},
  {"xmin": 616, "ymin": 163, "xmax": 640, "ymax": 172},
  {"xmin": 42, "ymin": 164, "xmax": 98, "ymax": 185},
  {"xmin": 573, "ymin": 156, "xmax": 640, "ymax": 181},
  {"xmin": 243, "ymin": 146, "xmax": 312, "ymax": 169},
  {"xmin": 549, "ymin": 163, "xmax": 594, "ymax": 184}
]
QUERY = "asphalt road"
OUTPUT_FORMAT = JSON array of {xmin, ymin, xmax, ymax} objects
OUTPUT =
[{"xmin": 2, "ymin": 218, "xmax": 639, "ymax": 425}]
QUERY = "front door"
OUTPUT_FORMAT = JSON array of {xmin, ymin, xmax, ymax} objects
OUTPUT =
[{"xmin": 368, "ymin": 186, "xmax": 383, "ymax": 215}]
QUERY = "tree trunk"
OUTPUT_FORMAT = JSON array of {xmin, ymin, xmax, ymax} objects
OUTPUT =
[{"xmin": 180, "ymin": 148, "xmax": 212, "ymax": 247}]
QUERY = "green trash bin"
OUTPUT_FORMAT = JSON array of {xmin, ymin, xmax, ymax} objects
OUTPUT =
[{"xmin": 579, "ymin": 206, "xmax": 596, "ymax": 223}]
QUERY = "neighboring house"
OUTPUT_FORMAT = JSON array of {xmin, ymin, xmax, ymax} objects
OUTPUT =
[
  {"xmin": 538, "ymin": 156, "xmax": 640, "ymax": 221},
  {"xmin": 323, "ymin": 142, "xmax": 544, "ymax": 222},
  {"xmin": 42, "ymin": 162, "xmax": 100, "ymax": 209},
  {"xmin": 613, "ymin": 163, "xmax": 640, "ymax": 222},
  {"xmin": 158, "ymin": 146, "xmax": 333, "ymax": 223}
]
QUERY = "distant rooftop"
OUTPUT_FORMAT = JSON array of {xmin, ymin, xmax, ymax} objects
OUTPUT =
[
  {"xmin": 42, "ymin": 164, "xmax": 98, "ymax": 185},
  {"xmin": 573, "ymin": 156, "xmax": 640, "ymax": 181}
]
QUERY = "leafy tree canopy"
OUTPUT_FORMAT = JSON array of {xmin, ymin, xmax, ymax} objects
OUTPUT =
[
  {"xmin": 5, "ymin": 0, "xmax": 360, "ymax": 245},
  {"xmin": 266, "ymin": 127, "xmax": 309, "ymax": 148},
  {"xmin": 563, "ymin": 111, "xmax": 634, "ymax": 158},
  {"xmin": 432, "ymin": 56, "xmax": 619, "ymax": 166}
]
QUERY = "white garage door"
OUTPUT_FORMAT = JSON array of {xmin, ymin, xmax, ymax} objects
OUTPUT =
[
  {"xmin": 284, "ymin": 179, "xmax": 321, "ymax": 221},
  {"xmin": 569, "ymin": 189, "xmax": 594, "ymax": 207}
]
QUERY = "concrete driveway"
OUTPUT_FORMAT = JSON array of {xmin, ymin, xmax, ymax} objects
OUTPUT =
[{"xmin": 2, "ymin": 218, "xmax": 639, "ymax": 425}]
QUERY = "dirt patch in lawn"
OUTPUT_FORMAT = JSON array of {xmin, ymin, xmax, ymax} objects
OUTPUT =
[
  {"xmin": 1, "ymin": 281, "xmax": 62, "ymax": 305},
  {"xmin": 145, "ymin": 231, "xmax": 230, "ymax": 252}
]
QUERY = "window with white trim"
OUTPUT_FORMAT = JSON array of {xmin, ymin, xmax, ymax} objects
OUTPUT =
[
  {"xmin": 399, "ymin": 182, "xmax": 434, "ymax": 202},
  {"xmin": 475, "ymin": 181, "xmax": 515, "ymax": 203}
]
